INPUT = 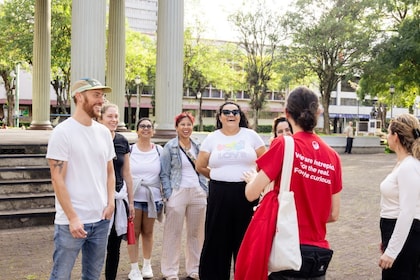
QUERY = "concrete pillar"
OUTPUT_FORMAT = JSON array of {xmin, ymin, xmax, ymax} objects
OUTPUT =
[
  {"xmin": 30, "ymin": 0, "xmax": 52, "ymax": 130},
  {"xmin": 106, "ymin": 0, "xmax": 127, "ymax": 131},
  {"xmin": 70, "ymin": 0, "xmax": 107, "ymax": 112},
  {"xmin": 154, "ymin": 0, "xmax": 184, "ymax": 139}
]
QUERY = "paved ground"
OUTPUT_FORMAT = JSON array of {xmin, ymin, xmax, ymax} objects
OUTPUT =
[{"xmin": 0, "ymin": 129, "xmax": 395, "ymax": 279}]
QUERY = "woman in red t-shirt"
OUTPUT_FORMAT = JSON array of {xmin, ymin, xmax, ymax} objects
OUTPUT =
[{"xmin": 245, "ymin": 86, "xmax": 342, "ymax": 280}]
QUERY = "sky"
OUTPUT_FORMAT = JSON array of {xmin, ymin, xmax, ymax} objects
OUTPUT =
[{"xmin": 185, "ymin": 0, "xmax": 294, "ymax": 41}]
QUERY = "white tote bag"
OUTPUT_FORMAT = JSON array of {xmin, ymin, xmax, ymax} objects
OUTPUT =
[{"xmin": 268, "ymin": 135, "xmax": 302, "ymax": 272}]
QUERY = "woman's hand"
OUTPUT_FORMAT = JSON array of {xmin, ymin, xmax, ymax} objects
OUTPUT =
[
  {"xmin": 128, "ymin": 203, "xmax": 135, "ymax": 219},
  {"xmin": 378, "ymin": 253, "xmax": 395, "ymax": 269},
  {"xmin": 242, "ymin": 170, "xmax": 257, "ymax": 184}
]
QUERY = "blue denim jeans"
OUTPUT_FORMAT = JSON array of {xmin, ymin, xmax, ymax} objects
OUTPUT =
[{"xmin": 49, "ymin": 219, "xmax": 110, "ymax": 280}]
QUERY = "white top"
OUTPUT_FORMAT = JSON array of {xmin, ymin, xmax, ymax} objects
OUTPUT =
[
  {"xmin": 130, "ymin": 144, "xmax": 162, "ymax": 202},
  {"xmin": 200, "ymin": 128, "xmax": 265, "ymax": 182},
  {"xmin": 46, "ymin": 118, "xmax": 116, "ymax": 224},
  {"xmin": 380, "ymin": 155, "xmax": 420, "ymax": 259},
  {"xmin": 180, "ymin": 147, "xmax": 200, "ymax": 188}
]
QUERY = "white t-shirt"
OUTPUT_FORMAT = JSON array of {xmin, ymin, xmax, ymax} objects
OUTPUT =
[
  {"xmin": 46, "ymin": 118, "xmax": 116, "ymax": 225},
  {"xmin": 130, "ymin": 144, "xmax": 163, "ymax": 202},
  {"xmin": 180, "ymin": 147, "xmax": 200, "ymax": 188},
  {"xmin": 200, "ymin": 128, "xmax": 265, "ymax": 182},
  {"xmin": 380, "ymin": 155, "xmax": 420, "ymax": 259}
]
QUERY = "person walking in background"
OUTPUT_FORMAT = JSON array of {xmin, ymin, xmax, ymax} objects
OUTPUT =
[
  {"xmin": 378, "ymin": 114, "xmax": 420, "ymax": 279},
  {"xmin": 46, "ymin": 78, "xmax": 115, "ymax": 279},
  {"xmin": 128, "ymin": 118, "xmax": 164, "ymax": 280},
  {"xmin": 99, "ymin": 103, "xmax": 135, "ymax": 280},
  {"xmin": 160, "ymin": 112, "xmax": 208, "ymax": 280},
  {"xmin": 344, "ymin": 121, "xmax": 354, "ymax": 154},
  {"xmin": 196, "ymin": 102, "xmax": 266, "ymax": 280},
  {"xmin": 243, "ymin": 87, "xmax": 342, "ymax": 280}
]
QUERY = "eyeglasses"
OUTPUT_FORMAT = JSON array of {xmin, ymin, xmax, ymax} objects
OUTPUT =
[
  {"xmin": 221, "ymin": 109, "xmax": 240, "ymax": 116},
  {"xmin": 139, "ymin": 124, "xmax": 153, "ymax": 129}
]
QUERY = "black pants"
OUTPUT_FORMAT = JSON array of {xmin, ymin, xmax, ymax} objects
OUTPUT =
[
  {"xmin": 199, "ymin": 180, "xmax": 258, "ymax": 280},
  {"xmin": 380, "ymin": 218, "xmax": 420, "ymax": 280},
  {"xmin": 105, "ymin": 223, "xmax": 123, "ymax": 280},
  {"xmin": 345, "ymin": 137, "xmax": 353, "ymax": 153}
]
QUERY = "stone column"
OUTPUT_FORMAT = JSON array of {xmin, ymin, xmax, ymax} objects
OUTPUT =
[
  {"xmin": 107, "ymin": 0, "xmax": 127, "ymax": 131},
  {"xmin": 29, "ymin": 0, "xmax": 52, "ymax": 130},
  {"xmin": 154, "ymin": 0, "xmax": 184, "ymax": 139},
  {"xmin": 70, "ymin": 0, "xmax": 107, "ymax": 112}
]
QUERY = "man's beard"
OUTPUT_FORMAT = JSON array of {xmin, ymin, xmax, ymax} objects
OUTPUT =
[{"xmin": 83, "ymin": 102, "xmax": 101, "ymax": 119}]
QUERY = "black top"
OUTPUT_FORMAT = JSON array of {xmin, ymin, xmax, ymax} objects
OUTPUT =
[{"xmin": 113, "ymin": 133, "xmax": 130, "ymax": 192}]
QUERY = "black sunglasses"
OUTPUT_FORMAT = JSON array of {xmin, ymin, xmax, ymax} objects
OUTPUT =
[{"xmin": 221, "ymin": 109, "xmax": 240, "ymax": 116}]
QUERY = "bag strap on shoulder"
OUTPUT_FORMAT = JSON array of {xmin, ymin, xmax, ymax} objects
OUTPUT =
[{"xmin": 279, "ymin": 136, "xmax": 295, "ymax": 195}]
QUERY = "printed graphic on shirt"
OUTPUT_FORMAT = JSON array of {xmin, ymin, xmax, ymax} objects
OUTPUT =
[
  {"xmin": 217, "ymin": 140, "xmax": 246, "ymax": 160},
  {"xmin": 294, "ymin": 151, "xmax": 335, "ymax": 184}
]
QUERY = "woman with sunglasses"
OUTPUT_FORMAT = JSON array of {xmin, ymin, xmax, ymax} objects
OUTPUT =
[
  {"xmin": 127, "ymin": 118, "xmax": 164, "ymax": 280},
  {"xmin": 160, "ymin": 112, "xmax": 208, "ymax": 280},
  {"xmin": 196, "ymin": 102, "xmax": 266, "ymax": 280}
]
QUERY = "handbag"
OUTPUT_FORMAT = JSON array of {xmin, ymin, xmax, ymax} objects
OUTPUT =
[
  {"xmin": 235, "ymin": 136, "xmax": 298, "ymax": 280},
  {"xmin": 127, "ymin": 218, "xmax": 136, "ymax": 245},
  {"xmin": 268, "ymin": 135, "xmax": 302, "ymax": 272}
]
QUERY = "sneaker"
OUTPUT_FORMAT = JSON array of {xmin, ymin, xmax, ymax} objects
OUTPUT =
[
  {"xmin": 141, "ymin": 264, "xmax": 153, "ymax": 278},
  {"xmin": 187, "ymin": 272, "xmax": 199, "ymax": 279},
  {"xmin": 128, "ymin": 269, "xmax": 143, "ymax": 280}
]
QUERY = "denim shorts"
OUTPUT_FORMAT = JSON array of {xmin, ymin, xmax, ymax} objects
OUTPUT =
[{"xmin": 134, "ymin": 201, "xmax": 164, "ymax": 213}]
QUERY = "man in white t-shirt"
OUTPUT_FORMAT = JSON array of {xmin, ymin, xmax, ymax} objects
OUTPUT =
[{"xmin": 46, "ymin": 78, "xmax": 116, "ymax": 280}]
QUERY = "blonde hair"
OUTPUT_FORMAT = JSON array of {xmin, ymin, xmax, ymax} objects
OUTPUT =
[
  {"xmin": 100, "ymin": 103, "xmax": 119, "ymax": 120},
  {"xmin": 389, "ymin": 114, "xmax": 420, "ymax": 159}
]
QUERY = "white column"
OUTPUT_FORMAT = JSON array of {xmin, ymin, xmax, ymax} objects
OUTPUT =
[
  {"xmin": 154, "ymin": 0, "xmax": 184, "ymax": 139},
  {"xmin": 71, "ymin": 0, "xmax": 107, "ymax": 111},
  {"xmin": 30, "ymin": 0, "xmax": 52, "ymax": 130},
  {"xmin": 106, "ymin": 0, "xmax": 127, "ymax": 130}
]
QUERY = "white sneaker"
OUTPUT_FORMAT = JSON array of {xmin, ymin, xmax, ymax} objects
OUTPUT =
[
  {"xmin": 141, "ymin": 264, "xmax": 154, "ymax": 278},
  {"xmin": 128, "ymin": 269, "xmax": 143, "ymax": 280}
]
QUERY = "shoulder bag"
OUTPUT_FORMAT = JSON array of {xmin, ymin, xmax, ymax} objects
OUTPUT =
[{"xmin": 268, "ymin": 135, "xmax": 302, "ymax": 272}]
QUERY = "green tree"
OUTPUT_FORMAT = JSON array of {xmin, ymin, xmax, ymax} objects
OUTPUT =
[
  {"xmin": 50, "ymin": 0, "xmax": 72, "ymax": 115},
  {"xmin": 229, "ymin": 0, "xmax": 286, "ymax": 129},
  {"xmin": 125, "ymin": 29, "xmax": 156, "ymax": 129},
  {"xmin": 359, "ymin": 0, "xmax": 419, "ymax": 113},
  {"xmin": 288, "ymin": 0, "xmax": 379, "ymax": 133},
  {"xmin": 0, "ymin": 0, "xmax": 34, "ymax": 126},
  {"xmin": 0, "ymin": 0, "xmax": 72, "ymax": 126}
]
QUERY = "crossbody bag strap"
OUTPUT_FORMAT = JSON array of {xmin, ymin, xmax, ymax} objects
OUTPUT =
[
  {"xmin": 179, "ymin": 146, "xmax": 199, "ymax": 175},
  {"xmin": 279, "ymin": 135, "xmax": 295, "ymax": 195}
]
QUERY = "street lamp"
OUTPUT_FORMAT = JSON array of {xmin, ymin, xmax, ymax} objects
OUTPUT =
[
  {"xmin": 134, "ymin": 75, "xmax": 141, "ymax": 127},
  {"xmin": 10, "ymin": 67, "xmax": 19, "ymax": 128},
  {"xmin": 196, "ymin": 91, "xmax": 203, "ymax": 131},
  {"xmin": 390, "ymin": 85, "xmax": 395, "ymax": 119}
]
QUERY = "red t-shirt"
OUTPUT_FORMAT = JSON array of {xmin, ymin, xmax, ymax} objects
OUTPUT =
[{"xmin": 256, "ymin": 132, "xmax": 342, "ymax": 248}]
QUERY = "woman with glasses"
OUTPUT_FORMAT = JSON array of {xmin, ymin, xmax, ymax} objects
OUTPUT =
[
  {"xmin": 160, "ymin": 112, "xmax": 208, "ymax": 280},
  {"xmin": 196, "ymin": 102, "xmax": 266, "ymax": 280},
  {"xmin": 127, "ymin": 118, "xmax": 164, "ymax": 280}
]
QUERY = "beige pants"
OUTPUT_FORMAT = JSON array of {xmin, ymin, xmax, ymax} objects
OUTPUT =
[{"xmin": 161, "ymin": 187, "xmax": 207, "ymax": 278}]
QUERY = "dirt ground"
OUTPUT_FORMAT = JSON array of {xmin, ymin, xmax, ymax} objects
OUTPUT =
[{"xmin": 0, "ymin": 153, "xmax": 395, "ymax": 280}]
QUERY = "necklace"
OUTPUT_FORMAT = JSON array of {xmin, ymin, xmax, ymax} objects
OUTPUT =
[{"xmin": 179, "ymin": 140, "xmax": 191, "ymax": 150}]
